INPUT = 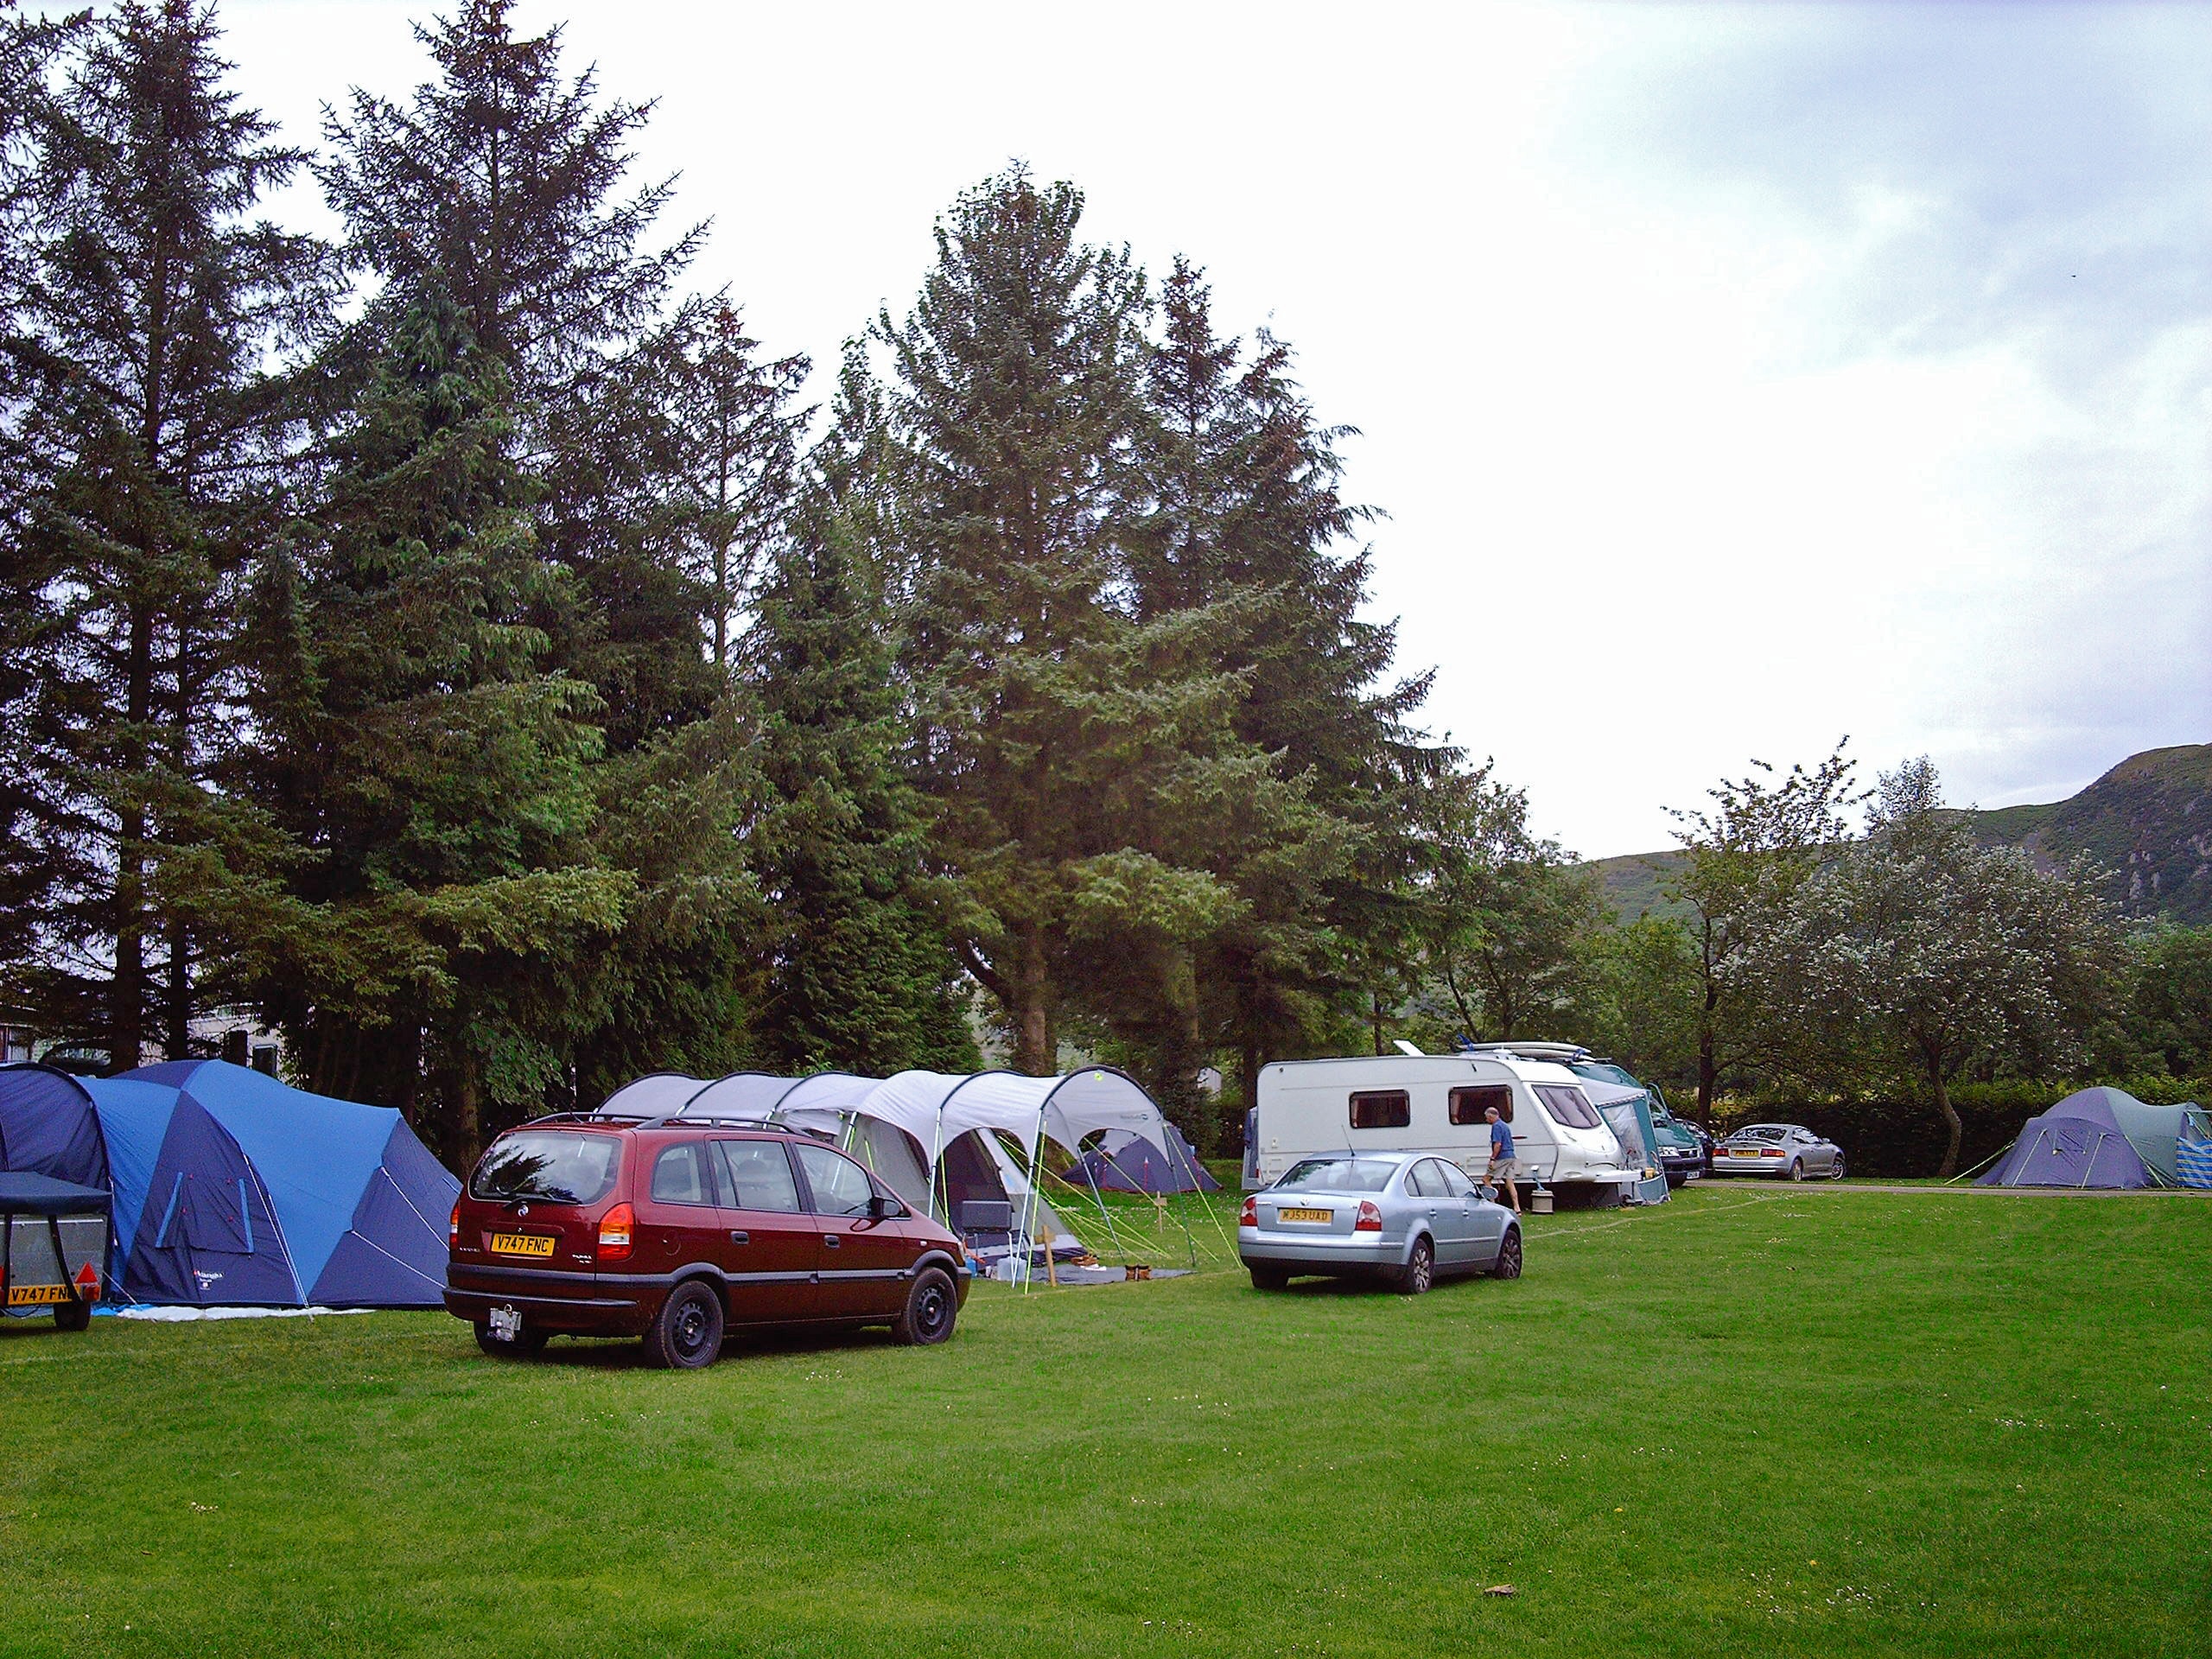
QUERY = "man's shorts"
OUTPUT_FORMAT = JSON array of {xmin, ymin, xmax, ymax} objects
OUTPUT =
[{"xmin": 1486, "ymin": 1158, "xmax": 1523, "ymax": 1182}]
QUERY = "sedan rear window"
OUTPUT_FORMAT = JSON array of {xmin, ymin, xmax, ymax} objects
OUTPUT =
[
  {"xmin": 473, "ymin": 1132, "xmax": 621, "ymax": 1205},
  {"xmin": 1276, "ymin": 1158, "xmax": 1398, "ymax": 1192},
  {"xmin": 1733, "ymin": 1126, "xmax": 1787, "ymax": 1142}
]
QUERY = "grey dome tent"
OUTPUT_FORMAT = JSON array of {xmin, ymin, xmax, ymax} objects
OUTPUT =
[{"xmin": 1977, "ymin": 1090, "xmax": 2153, "ymax": 1189}]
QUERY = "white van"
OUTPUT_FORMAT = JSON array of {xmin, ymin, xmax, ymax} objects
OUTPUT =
[{"xmin": 1246, "ymin": 1053, "xmax": 1636, "ymax": 1206}]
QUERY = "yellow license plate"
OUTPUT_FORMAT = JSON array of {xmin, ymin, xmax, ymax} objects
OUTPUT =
[
  {"xmin": 1276, "ymin": 1207, "xmax": 1332, "ymax": 1224},
  {"xmin": 489, "ymin": 1233, "xmax": 556, "ymax": 1258},
  {"xmin": 6, "ymin": 1284, "xmax": 72, "ymax": 1306}
]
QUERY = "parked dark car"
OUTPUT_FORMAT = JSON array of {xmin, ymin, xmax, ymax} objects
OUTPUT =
[{"xmin": 446, "ymin": 1115, "xmax": 969, "ymax": 1368}]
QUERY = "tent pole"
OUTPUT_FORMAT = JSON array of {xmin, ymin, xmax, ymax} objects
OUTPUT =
[
  {"xmin": 1166, "ymin": 1131, "xmax": 1240, "ymax": 1267},
  {"xmin": 1077, "ymin": 1152, "xmax": 1129, "ymax": 1267},
  {"xmin": 1020, "ymin": 1107, "xmax": 1051, "ymax": 1296}
]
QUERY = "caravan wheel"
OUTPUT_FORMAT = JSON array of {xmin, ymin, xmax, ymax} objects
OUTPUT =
[{"xmin": 54, "ymin": 1298, "xmax": 92, "ymax": 1332}]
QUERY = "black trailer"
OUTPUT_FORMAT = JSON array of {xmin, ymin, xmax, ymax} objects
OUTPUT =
[{"xmin": 0, "ymin": 1171, "xmax": 111, "ymax": 1332}]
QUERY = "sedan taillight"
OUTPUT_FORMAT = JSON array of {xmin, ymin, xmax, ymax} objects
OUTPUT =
[
  {"xmin": 1761, "ymin": 1148, "xmax": 1784, "ymax": 1158},
  {"xmin": 597, "ymin": 1202, "xmax": 635, "ymax": 1262},
  {"xmin": 1354, "ymin": 1200, "xmax": 1383, "ymax": 1232},
  {"xmin": 1239, "ymin": 1195, "xmax": 1258, "ymax": 1228},
  {"xmin": 448, "ymin": 1198, "xmax": 461, "ymax": 1249}
]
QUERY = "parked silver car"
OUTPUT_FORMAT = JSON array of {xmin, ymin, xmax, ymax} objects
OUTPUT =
[
  {"xmin": 1709, "ymin": 1122, "xmax": 1846, "ymax": 1180},
  {"xmin": 1238, "ymin": 1150, "xmax": 1522, "ymax": 1293}
]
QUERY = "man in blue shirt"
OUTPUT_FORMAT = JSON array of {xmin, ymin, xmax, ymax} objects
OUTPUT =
[{"xmin": 1484, "ymin": 1104, "xmax": 1522, "ymax": 1214}]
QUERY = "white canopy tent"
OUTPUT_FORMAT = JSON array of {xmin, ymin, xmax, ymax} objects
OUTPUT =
[{"xmin": 590, "ymin": 1066, "xmax": 1206, "ymax": 1259}]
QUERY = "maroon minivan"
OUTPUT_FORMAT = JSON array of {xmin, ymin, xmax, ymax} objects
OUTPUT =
[{"xmin": 445, "ymin": 1115, "xmax": 970, "ymax": 1368}]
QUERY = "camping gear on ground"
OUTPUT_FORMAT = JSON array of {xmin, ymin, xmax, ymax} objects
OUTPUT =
[
  {"xmin": 3, "ymin": 1059, "xmax": 461, "ymax": 1307},
  {"xmin": 0, "ymin": 1171, "xmax": 110, "ymax": 1331},
  {"xmin": 1977, "ymin": 1090, "xmax": 2156, "ymax": 1189},
  {"xmin": 1060, "ymin": 1125, "xmax": 1220, "ymax": 1194}
]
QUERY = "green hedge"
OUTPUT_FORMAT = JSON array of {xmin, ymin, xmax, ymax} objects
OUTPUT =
[{"xmin": 1715, "ymin": 1076, "xmax": 2211, "ymax": 1179}]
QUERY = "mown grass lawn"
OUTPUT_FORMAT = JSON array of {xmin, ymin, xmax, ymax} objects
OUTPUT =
[{"xmin": 1, "ymin": 1185, "xmax": 2204, "ymax": 1657}]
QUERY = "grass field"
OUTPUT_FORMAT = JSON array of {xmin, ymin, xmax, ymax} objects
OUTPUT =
[{"xmin": 2, "ymin": 1185, "xmax": 2205, "ymax": 1657}]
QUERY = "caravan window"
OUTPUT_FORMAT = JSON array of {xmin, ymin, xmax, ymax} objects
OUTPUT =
[
  {"xmin": 1449, "ymin": 1084, "xmax": 1512, "ymax": 1125},
  {"xmin": 1534, "ymin": 1084, "xmax": 1604, "ymax": 1131},
  {"xmin": 1349, "ymin": 1090, "xmax": 1411, "ymax": 1130}
]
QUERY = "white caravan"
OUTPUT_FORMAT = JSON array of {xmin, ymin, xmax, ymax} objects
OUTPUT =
[{"xmin": 1248, "ymin": 1053, "xmax": 1637, "ymax": 1205}]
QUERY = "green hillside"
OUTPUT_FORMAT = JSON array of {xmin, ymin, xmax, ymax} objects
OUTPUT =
[
  {"xmin": 1986, "ymin": 743, "xmax": 2212, "ymax": 923},
  {"xmin": 1585, "ymin": 743, "xmax": 2212, "ymax": 926}
]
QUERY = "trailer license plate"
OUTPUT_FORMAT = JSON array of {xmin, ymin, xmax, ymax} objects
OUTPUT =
[
  {"xmin": 489, "ymin": 1233, "xmax": 556, "ymax": 1258},
  {"xmin": 1277, "ymin": 1207, "xmax": 1331, "ymax": 1224},
  {"xmin": 6, "ymin": 1283, "xmax": 70, "ymax": 1306}
]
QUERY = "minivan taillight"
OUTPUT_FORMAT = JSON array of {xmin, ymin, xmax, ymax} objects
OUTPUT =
[
  {"xmin": 1355, "ymin": 1200, "xmax": 1382, "ymax": 1232},
  {"xmin": 448, "ymin": 1198, "xmax": 461, "ymax": 1249},
  {"xmin": 1240, "ymin": 1195, "xmax": 1258, "ymax": 1228},
  {"xmin": 597, "ymin": 1202, "xmax": 635, "ymax": 1262}
]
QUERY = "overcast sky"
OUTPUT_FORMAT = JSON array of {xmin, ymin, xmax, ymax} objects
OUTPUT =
[{"xmin": 212, "ymin": 0, "xmax": 2212, "ymax": 856}]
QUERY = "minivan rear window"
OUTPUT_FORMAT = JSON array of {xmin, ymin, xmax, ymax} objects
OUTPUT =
[
  {"xmin": 473, "ymin": 1132, "xmax": 621, "ymax": 1205},
  {"xmin": 1349, "ymin": 1090, "xmax": 1410, "ymax": 1129}
]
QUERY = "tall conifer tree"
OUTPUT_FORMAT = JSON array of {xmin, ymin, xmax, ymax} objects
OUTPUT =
[
  {"xmin": 1139, "ymin": 260, "xmax": 1444, "ymax": 1105},
  {"xmin": 3, "ymin": 0, "xmax": 335, "ymax": 1065},
  {"xmin": 882, "ymin": 168, "xmax": 1255, "ymax": 1082},
  {"xmin": 250, "ymin": 289, "xmax": 627, "ymax": 1163},
  {"xmin": 741, "ymin": 350, "xmax": 977, "ymax": 1075}
]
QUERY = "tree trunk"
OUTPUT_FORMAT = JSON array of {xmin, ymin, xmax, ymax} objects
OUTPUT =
[
  {"xmin": 1925, "ymin": 1043, "xmax": 1963, "ymax": 1179},
  {"xmin": 1370, "ymin": 993, "xmax": 1385, "ymax": 1057},
  {"xmin": 1013, "ymin": 925, "xmax": 1052, "ymax": 1075},
  {"xmin": 454, "ymin": 1051, "xmax": 483, "ymax": 1175},
  {"xmin": 111, "ymin": 603, "xmax": 154, "ymax": 1072},
  {"xmin": 1695, "ymin": 992, "xmax": 1719, "ymax": 1126}
]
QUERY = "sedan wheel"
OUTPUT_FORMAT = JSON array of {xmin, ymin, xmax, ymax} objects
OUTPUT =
[
  {"xmin": 1789, "ymin": 1160, "xmax": 1807, "ymax": 1182},
  {"xmin": 1491, "ymin": 1225, "xmax": 1523, "ymax": 1280},
  {"xmin": 1249, "ymin": 1264, "xmax": 1290, "ymax": 1292},
  {"xmin": 1829, "ymin": 1154, "xmax": 1847, "ymax": 1181},
  {"xmin": 1398, "ymin": 1235, "xmax": 1434, "ymax": 1296}
]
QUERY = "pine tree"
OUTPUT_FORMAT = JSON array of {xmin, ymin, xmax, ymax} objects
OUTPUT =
[
  {"xmin": 250, "ymin": 289, "xmax": 629, "ymax": 1164},
  {"xmin": 881, "ymin": 168, "xmax": 1255, "ymax": 1082},
  {"xmin": 1138, "ymin": 260, "xmax": 1444, "ymax": 1104},
  {"xmin": 321, "ymin": 0, "xmax": 715, "ymax": 744},
  {"xmin": 741, "ymin": 350, "xmax": 977, "ymax": 1076},
  {"xmin": 2, "ymin": 0, "xmax": 336, "ymax": 1065}
]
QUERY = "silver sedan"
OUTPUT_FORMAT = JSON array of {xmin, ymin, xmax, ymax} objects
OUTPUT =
[
  {"xmin": 1238, "ymin": 1150, "xmax": 1523, "ymax": 1294},
  {"xmin": 1708, "ymin": 1122, "xmax": 1847, "ymax": 1180}
]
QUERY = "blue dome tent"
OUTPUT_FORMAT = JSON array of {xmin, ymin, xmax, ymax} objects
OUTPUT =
[
  {"xmin": 0, "ymin": 1059, "xmax": 459, "ymax": 1306},
  {"xmin": 0, "ymin": 1064, "xmax": 111, "ymax": 1191},
  {"xmin": 1060, "ymin": 1125, "xmax": 1220, "ymax": 1194}
]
